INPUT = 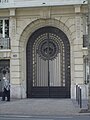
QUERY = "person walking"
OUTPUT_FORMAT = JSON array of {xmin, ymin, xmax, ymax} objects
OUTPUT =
[{"xmin": 2, "ymin": 77, "xmax": 10, "ymax": 101}]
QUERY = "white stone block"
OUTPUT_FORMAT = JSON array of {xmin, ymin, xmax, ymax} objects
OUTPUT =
[
  {"xmin": 10, "ymin": 78, "xmax": 21, "ymax": 85},
  {"xmin": 10, "ymin": 84, "xmax": 21, "ymax": 98},
  {"xmin": 11, "ymin": 46, "xmax": 19, "ymax": 52},
  {"xmin": 21, "ymin": 85, "xmax": 26, "ymax": 98},
  {"xmin": 74, "ymin": 39, "xmax": 82, "ymax": 45},
  {"xmin": 71, "ymin": 84, "xmax": 76, "ymax": 99},
  {"xmin": 74, "ymin": 45, "xmax": 82, "ymax": 52},
  {"xmin": 11, "ymin": 40, "xmax": 19, "ymax": 46},
  {"xmin": 75, "ymin": 5, "xmax": 81, "ymax": 13},
  {"xmin": 11, "ymin": 71, "xmax": 21, "ymax": 78},
  {"xmin": 74, "ymin": 52, "xmax": 83, "ymax": 58},
  {"xmin": 11, "ymin": 59, "xmax": 20, "ymax": 66},
  {"xmin": 11, "ymin": 65, "xmax": 21, "ymax": 72},
  {"xmin": 75, "ymin": 72, "xmax": 83, "ymax": 78},
  {"xmin": 75, "ymin": 78, "xmax": 83, "ymax": 84},
  {"xmin": 10, "ymin": 9, "xmax": 16, "ymax": 16},
  {"xmin": 74, "ymin": 58, "xmax": 83, "ymax": 64},
  {"xmin": 75, "ymin": 65, "xmax": 83, "ymax": 71}
]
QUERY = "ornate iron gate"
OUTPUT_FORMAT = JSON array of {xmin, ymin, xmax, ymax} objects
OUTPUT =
[
  {"xmin": 0, "ymin": 59, "xmax": 10, "ymax": 96},
  {"xmin": 26, "ymin": 26, "xmax": 70, "ymax": 98}
]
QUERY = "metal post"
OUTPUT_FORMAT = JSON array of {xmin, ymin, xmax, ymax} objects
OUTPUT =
[
  {"xmin": 87, "ymin": 0, "xmax": 90, "ymax": 111},
  {"xmin": 80, "ymin": 87, "xmax": 82, "ymax": 108},
  {"xmin": 78, "ymin": 85, "xmax": 80, "ymax": 105},
  {"xmin": 76, "ymin": 84, "xmax": 78, "ymax": 101}
]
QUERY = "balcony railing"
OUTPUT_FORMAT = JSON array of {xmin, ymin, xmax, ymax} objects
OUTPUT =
[
  {"xmin": 0, "ymin": 0, "xmax": 9, "ymax": 3},
  {"xmin": 0, "ymin": 37, "xmax": 10, "ymax": 49}
]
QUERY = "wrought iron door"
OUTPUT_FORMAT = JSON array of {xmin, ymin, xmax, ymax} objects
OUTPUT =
[
  {"xmin": 26, "ymin": 26, "xmax": 70, "ymax": 98},
  {"xmin": 0, "ymin": 60, "xmax": 10, "ymax": 96}
]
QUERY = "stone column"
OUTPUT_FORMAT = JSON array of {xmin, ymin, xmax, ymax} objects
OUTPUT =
[
  {"xmin": 9, "ymin": 9, "xmax": 22, "ymax": 98},
  {"xmin": 72, "ymin": 5, "xmax": 84, "ymax": 99},
  {"xmin": 74, "ymin": 5, "xmax": 83, "ymax": 85}
]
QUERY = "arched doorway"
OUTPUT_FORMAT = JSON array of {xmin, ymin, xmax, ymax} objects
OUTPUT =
[{"xmin": 26, "ymin": 26, "xmax": 70, "ymax": 98}]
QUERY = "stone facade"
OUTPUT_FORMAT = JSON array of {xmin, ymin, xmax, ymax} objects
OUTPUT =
[{"xmin": 0, "ymin": 3, "xmax": 88, "ymax": 99}]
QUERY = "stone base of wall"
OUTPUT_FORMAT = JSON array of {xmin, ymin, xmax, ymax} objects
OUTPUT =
[
  {"xmin": 10, "ymin": 84, "xmax": 22, "ymax": 98},
  {"xmin": 10, "ymin": 84, "xmax": 26, "ymax": 99},
  {"xmin": 71, "ymin": 84, "xmax": 89, "ymax": 99},
  {"xmin": 10, "ymin": 84, "xmax": 89, "ymax": 99}
]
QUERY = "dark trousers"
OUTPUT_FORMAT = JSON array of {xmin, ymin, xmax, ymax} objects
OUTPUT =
[{"xmin": 2, "ymin": 88, "xmax": 10, "ymax": 101}]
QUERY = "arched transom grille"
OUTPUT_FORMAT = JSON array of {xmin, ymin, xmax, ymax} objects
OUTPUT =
[{"xmin": 32, "ymin": 33, "xmax": 65, "ymax": 87}]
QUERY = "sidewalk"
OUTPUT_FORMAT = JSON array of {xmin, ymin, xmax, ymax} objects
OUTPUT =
[{"xmin": 0, "ymin": 98, "xmax": 89, "ymax": 116}]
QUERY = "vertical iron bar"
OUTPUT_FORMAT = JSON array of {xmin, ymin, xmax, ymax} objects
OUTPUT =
[
  {"xmin": 78, "ymin": 86, "xmax": 80, "ymax": 105},
  {"xmin": 80, "ymin": 87, "xmax": 82, "ymax": 108},
  {"xmin": 47, "ymin": 33, "xmax": 50, "ymax": 97}
]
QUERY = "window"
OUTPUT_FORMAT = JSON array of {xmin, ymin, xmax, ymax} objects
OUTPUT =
[
  {"xmin": 0, "ymin": 19, "xmax": 9, "ymax": 38},
  {"xmin": 84, "ymin": 57, "xmax": 89, "ymax": 84}
]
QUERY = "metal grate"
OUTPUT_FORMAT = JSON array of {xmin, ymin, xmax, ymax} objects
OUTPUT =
[
  {"xmin": 83, "ymin": 35, "xmax": 88, "ymax": 47},
  {"xmin": 0, "ymin": 37, "xmax": 10, "ymax": 49},
  {"xmin": 26, "ymin": 26, "xmax": 71, "ymax": 98},
  {"xmin": 0, "ymin": 60, "xmax": 10, "ymax": 96}
]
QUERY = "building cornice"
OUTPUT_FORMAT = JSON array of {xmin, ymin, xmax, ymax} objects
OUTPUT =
[{"xmin": 0, "ymin": 0, "xmax": 87, "ymax": 9}]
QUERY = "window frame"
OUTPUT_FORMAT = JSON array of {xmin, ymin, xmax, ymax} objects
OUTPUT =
[{"xmin": 0, "ymin": 18, "xmax": 9, "ymax": 38}]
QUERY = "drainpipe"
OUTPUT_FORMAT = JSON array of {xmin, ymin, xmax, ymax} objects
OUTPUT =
[{"xmin": 87, "ymin": 0, "xmax": 90, "ymax": 111}]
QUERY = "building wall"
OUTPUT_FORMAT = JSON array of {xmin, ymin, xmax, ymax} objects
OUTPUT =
[{"xmin": 0, "ymin": 5, "xmax": 88, "ymax": 99}]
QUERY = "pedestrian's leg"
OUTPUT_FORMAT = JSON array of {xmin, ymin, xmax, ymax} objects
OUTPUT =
[
  {"xmin": 2, "ymin": 91, "xmax": 5, "ymax": 101},
  {"xmin": 7, "ymin": 90, "xmax": 10, "ymax": 101}
]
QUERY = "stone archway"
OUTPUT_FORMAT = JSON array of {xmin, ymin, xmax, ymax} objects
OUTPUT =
[{"xmin": 19, "ymin": 18, "xmax": 72, "ymax": 98}]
